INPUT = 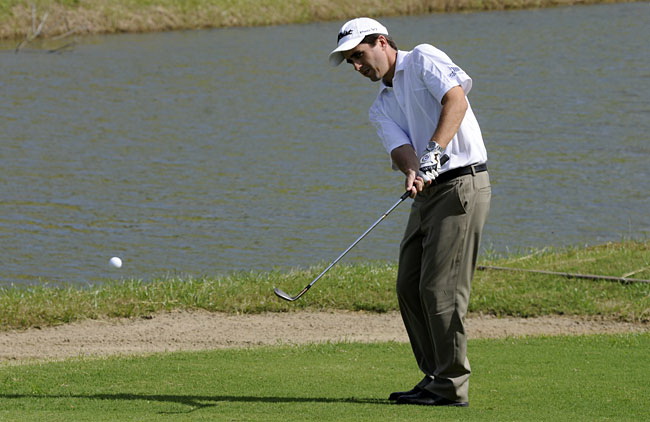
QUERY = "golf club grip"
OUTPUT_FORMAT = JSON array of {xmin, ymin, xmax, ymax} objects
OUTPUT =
[{"xmin": 401, "ymin": 154, "xmax": 450, "ymax": 200}]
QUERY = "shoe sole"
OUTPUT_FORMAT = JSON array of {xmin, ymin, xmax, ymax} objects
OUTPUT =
[{"xmin": 395, "ymin": 399, "xmax": 469, "ymax": 407}]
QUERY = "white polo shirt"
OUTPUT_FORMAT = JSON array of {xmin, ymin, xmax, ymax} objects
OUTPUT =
[{"xmin": 369, "ymin": 45, "xmax": 487, "ymax": 172}]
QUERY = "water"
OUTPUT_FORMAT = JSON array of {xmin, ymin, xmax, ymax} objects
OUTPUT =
[{"xmin": 1, "ymin": 3, "xmax": 648, "ymax": 286}]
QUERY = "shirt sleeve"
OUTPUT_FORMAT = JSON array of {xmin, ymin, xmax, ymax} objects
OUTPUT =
[
  {"xmin": 369, "ymin": 99, "xmax": 411, "ymax": 156},
  {"xmin": 413, "ymin": 44, "xmax": 473, "ymax": 102}
]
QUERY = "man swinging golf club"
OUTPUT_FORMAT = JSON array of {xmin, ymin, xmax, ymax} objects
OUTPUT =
[{"xmin": 329, "ymin": 17, "xmax": 491, "ymax": 406}]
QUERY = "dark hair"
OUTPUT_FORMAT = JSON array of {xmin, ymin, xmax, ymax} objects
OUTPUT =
[{"xmin": 360, "ymin": 34, "xmax": 398, "ymax": 50}]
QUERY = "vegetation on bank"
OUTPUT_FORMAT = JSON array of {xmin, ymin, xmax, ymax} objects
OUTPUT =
[
  {"xmin": 0, "ymin": 0, "xmax": 637, "ymax": 40},
  {"xmin": 1, "ymin": 240, "xmax": 648, "ymax": 330}
]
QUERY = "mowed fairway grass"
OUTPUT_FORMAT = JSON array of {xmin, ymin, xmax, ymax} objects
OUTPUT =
[{"xmin": 0, "ymin": 334, "xmax": 648, "ymax": 421}]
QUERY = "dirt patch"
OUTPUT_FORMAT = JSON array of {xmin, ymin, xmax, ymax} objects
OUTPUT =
[{"xmin": 1, "ymin": 311, "xmax": 646, "ymax": 364}]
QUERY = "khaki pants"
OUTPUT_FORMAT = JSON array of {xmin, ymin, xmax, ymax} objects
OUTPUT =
[{"xmin": 397, "ymin": 170, "xmax": 491, "ymax": 403}]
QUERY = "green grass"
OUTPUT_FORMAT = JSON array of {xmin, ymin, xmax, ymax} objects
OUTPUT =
[
  {"xmin": 1, "ymin": 241, "xmax": 647, "ymax": 420},
  {"xmin": 1, "ymin": 240, "xmax": 648, "ymax": 330},
  {"xmin": 472, "ymin": 240, "xmax": 650, "ymax": 321},
  {"xmin": 0, "ymin": 333, "xmax": 647, "ymax": 421}
]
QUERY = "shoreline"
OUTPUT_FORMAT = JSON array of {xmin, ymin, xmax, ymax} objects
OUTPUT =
[
  {"xmin": 1, "ymin": 240, "xmax": 648, "ymax": 332},
  {"xmin": 1, "ymin": 0, "xmax": 637, "ymax": 41}
]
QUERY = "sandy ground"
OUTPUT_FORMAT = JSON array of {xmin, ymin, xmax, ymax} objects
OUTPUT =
[{"xmin": 1, "ymin": 310, "xmax": 647, "ymax": 364}]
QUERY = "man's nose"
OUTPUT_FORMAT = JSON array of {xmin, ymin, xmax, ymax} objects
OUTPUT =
[{"xmin": 353, "ymin": 62, "xmax": 363, "ymax": 71}]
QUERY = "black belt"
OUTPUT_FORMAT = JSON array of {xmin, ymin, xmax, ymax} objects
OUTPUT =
[{"xmin": 433, "ymin": 163, "xmax": 487, "ymax": 185}]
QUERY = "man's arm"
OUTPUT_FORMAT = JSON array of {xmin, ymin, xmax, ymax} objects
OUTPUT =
[
  {"xmin": 391, "ymin": 144, "xmax": 423, "ymax": 198},
  {"xmin": 391, "ymin": 85, "xmax": 469, "ymax": 197},
  {"xmin": 429, "ymin": 85, "xmax": 468, "ymax": 149}
]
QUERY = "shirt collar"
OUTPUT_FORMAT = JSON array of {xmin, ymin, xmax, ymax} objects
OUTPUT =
[{"xmin": 379, "ymin": 50, "xmax": 406, "ymax": 92}]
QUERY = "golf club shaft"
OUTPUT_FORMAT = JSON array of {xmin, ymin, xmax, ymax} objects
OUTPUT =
[
  {"xmin": 306, "ymin": 192, "xmax": 409, "ymax": 285},
  {"xmin": 274, "ymin": 154, "xmax": 449, "ymax": 302},
  {"xmin": 273, "ymin": 191, "xmax": 409, "ymax": 301}
]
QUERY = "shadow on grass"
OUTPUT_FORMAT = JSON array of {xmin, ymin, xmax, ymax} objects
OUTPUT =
[{"xmin": 1, "ymin": 393, "xmax": 388, "ymax": 413}]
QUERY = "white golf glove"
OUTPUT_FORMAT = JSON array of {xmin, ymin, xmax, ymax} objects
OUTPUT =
[{"xmin": 418, "ymin": 141, "xmax": 445, "ymax": 183}]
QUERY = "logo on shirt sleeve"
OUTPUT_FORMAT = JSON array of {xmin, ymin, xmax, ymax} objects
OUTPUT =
[{"xmin": 448, "ymin": 66, "xmax": 463, "ymax": 78}]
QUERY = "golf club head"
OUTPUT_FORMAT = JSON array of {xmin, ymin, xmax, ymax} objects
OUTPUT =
[{"xmin": 273, "ymin": 287, "xmax": 297, "ymax": 302}]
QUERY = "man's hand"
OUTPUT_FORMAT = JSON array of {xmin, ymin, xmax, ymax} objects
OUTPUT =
[
  {"xmin": 418, "ymin": 141, "xmax": 445, "ymax": 184},
  {"xmin": 404, "ymin": 170, "xmax": 425, "ymax": 198}
]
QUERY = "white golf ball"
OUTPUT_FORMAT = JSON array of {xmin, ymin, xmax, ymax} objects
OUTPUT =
[{"xmin": 109, "ymin": 256, "xmax": 123, "ymax": 268}]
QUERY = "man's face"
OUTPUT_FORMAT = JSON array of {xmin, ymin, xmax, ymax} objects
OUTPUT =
[{"xmin": 342, "ymin": 38, "xmax": 390, "ymax": 82}]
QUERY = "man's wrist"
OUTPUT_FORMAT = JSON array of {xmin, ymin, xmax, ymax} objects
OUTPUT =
[{"xmin": 426, "ymin": 140, "xmax": 444, "ymax": 153}]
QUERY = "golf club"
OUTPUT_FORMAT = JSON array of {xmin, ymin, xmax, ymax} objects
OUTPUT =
[{"xmin": 274, "ymin": 155, "xmax": 449, "ymax": 302}]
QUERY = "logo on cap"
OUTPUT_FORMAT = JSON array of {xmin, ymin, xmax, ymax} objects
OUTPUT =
[
  {"xmin": 337, "ymin": 29, "xmax": 353, "ymax": 42},
  {"xmin": 359, "ymin": 27, "xmax": 380, "ymax": 35}
]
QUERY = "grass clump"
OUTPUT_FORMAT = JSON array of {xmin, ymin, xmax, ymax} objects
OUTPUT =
[
  {"xmin": 472, "ymin": 240, "xmax": 650, "ymax": 321},
  {"xmin": 0, "ymin": 240, "xmax": 648, "ymax": 331}
]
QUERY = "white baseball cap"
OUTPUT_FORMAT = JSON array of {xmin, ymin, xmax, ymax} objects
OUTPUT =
[{"xmin": 328, "ymin": 17, "xmax": 389, "ymax": 66}]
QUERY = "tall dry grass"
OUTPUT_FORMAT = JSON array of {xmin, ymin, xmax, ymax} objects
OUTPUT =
[{"xmin": 0, "ymin": 0, "xmax": 631, "ymax": 40}]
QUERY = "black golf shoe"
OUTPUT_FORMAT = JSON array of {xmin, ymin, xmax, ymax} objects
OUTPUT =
[
  {"xmin": 388, "ymin": 386, "xmax": 422, "ymax": 401},
  {"xmin": 395, "ymin": 390, "xmax": 469, "ymax": 407}
]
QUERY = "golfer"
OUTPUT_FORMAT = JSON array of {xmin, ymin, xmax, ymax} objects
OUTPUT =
[{"xmin": 329, "ymin": 17, "xmax": 491, "ymax": 406}]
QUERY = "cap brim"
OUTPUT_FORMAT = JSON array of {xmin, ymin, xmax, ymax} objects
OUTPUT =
[
  {"xmin": 328, "ymin": 37, "xmax": 364, "ymax": 67},
  {"xmin": 328, "ymin": 52, "xmax": 345, "ymax": 67}
]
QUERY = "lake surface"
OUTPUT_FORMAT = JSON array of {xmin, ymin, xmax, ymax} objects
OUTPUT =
[{"xmin": 1, "ymin": 3, "xmax": 648, "ymax": 286}]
